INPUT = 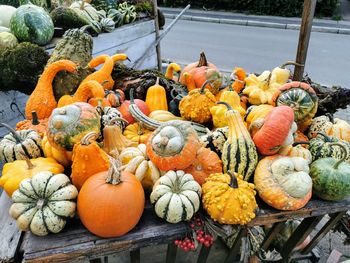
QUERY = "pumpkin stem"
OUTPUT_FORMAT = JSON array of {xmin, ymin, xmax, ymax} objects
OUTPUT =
[
  {"xmin": 216, "ymin": 101, "xmax": 233, "ymax": 111},
  {"xmin": 227, "ymin": 170, "xmax": 238, "ymax": 189},
  {"xmin": 31, "ymin": 111, "xmax": 40, "ymax": 125},
  {"xmin": 197, "ymin": 52, "xmax": 208, "ymax": 67},
  {"xmin": 155, "ymin": 77, "xmax": 160, "ymax": 86},
  {"xmin": 105, "ymin": 157, "xmax": 122, "ymax": 185},
  {"xmin": 138, "ymin": 122, "xmax": 145, "ymax": 135},
  {"xmin": 279, "ymin": 61, "xmax": 304, "ymax": 69},
  {"xmin": 292, "ymin": 141, "xmax": 310, "ymax": 147},
  {"xmin": 0, "ymin": 123, "xmax": 22, "ymax": 143},
  {"xmin": 109, "ymin": 117, "xmax": 129, "ymax": 126},
  {"xmin": 80, "ymin": 0, "xmax": 86, "ymax": 10},
  {"xmin": 81, "ymin": 132, "xmax": 99, "ymax": 145},
  {"xmin": 200, "ymin": 80, "xmax": 213, "ymax": 94},
  {"xmin": 330, "ymin": 143, "xmax": 348, "ymax": 169},
  {"xmin": 80, "ymin": 25, "xmax": 91, "ymax": 33}
]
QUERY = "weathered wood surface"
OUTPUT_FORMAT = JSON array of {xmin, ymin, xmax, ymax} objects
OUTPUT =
[{"xmin": 0, "ymin": 193, "xmax": 22, "ymax": 263}]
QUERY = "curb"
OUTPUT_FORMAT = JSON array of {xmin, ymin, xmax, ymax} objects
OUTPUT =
[{"xmin": 164, "ymin": 13, "xmax": 350, "ymax": 35}]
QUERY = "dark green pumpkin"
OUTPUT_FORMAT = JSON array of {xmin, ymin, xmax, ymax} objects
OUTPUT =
[{"xmin": 310, "ymin": 144, "xmax": 350, "ymax": 201}]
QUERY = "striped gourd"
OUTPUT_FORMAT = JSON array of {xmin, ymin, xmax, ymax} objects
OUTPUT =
[
  {"xmin": 0, "ymin": 123, "xmax": 43, "ymax": 163},
  {"xmin": 219, "ymin": 102, "xmax": 258, "ymax": 181},
  {"xmin": 200, "ymin": 126, "xmax": 228, "ymax": 157}
]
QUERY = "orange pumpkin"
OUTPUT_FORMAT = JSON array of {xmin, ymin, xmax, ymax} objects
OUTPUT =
[
  {"xmin": 16, "ymin": 111, "xmax": 48, "ymax": 137},
  {"xmin": 184, "ymin": 147, "xmax": 222, "ymax": 186},
  {"xmin": 77, "ymin": 159, "xmax": 145, "ymax": 238}
]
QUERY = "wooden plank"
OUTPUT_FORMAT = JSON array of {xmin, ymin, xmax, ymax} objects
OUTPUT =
[
  {"xmin": 165, "ymin": 243, "xmax": 177, "ymax": 263},
  {"xmin": 22, "ymin": 205, "xmax": 187, "ymax": 263},
  {"xmin": 0, "ymin": 193, "xmax": 23, "ymax": 263},
  {"xmin": 196, "ymin": 245, "xmax": 211, "ymax": 263},
  {"xmin": 325, "ymin": 249, "xmax": 342, "ymax": 263},
  {"xmin": 260, "ymin": 222, "xmax": 285, "ymax": 251},
  {"xmin": 152, "ymin": 0, "xmax": 162, "ymax": 71},
  {"xmin": 302, "ymin": 212, "xmax": 345, "ymax": 254},
  {"xmin": 293, "ymin": 0, "xmax": 317, "ymax": 80},
  {"xmin": 130, "ymin": 249, "xmax": 140, "ymax": 263}
]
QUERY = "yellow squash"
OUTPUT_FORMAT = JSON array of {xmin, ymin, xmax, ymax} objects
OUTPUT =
[{"xmin": 145, "ymin": 77, "xmax": 168, "ymax": 112}]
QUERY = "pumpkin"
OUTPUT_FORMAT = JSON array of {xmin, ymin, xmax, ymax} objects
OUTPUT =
[
  {"xmin": 179, "ymin": 80, "xmax": 217, "ymax": 124},
  {"xmin": 119, "ymin": 99, "xmax": 150, "ymax": 124},
  {"xmin": 202, "ymin": 171, "xmax": 257, "ymax": 225},
  {"xmin": 123, "ymin": 123, "xmax": 152, "ymax": 145},
  {"xmin": 25, "ymin": 60, "xmax": 77, "ymax": 120},
  {"xmin": 71, "ymin": 132, "xmax": 110, "ymax": 190},
  {"xmin": 150, "ymin": 170, "xmax": 201, "ymax": 223},
  {"xmin": 220, "ymin": 102, "xmax": 258, "ymax": 181},
  {"xmin": 182, "ymin": 72, "xmax": 196, "ymax": 92},
  {"xmin": 254, "ymin": 155, "xmax": 312, "ymax": 210},
  {"xmin": 250, "ymin": 106, "xmax": 297, "ymax": 156},
  {"xmin": 119, "ymin": 144, "xmax": 161, "ymax": 191},
  {"xmin": 145, "ymin": 77, "xmax": 168, "ymax": 112},
  {"xmin": 0, "ymin": 123, "xmax": 43, "ymax": 163},
  {"xmin": 310, "ymin": 144, "xmax": 350, "ymax": 201},
  {"xmin": 146, "ymin": 120, "xmax": 201, "ymax": 171},
  {"xmin": 180, "ymin": 52, "xmax": 222, "ymax": 95},
  {"xmin": 103, "ymin": 89, "xmax": 125, "ymax": 107},
  {"xmin": 165, "ymin": 63, "xmax": 181, "ymax": 82},
  {"xmin": 103, "ymin": 125, "xmax": 133, "ymax": 158},
  {"xmin": 243, "ymin": 71, "xmax": 276, "ymax": 105},
  {"xmin": 278, "ymin": 145, "xmax": 312, "ymax": 164},
  {"xmin": 308, "ymin": 114, "xmax": 350, "ymax": 142},
  {"xmin": 0, "ymin": 157, "xmax": 64, "ymax": 197},
  {"xmin": 271, "ymin": 81, "xmax": 318, "ymax": 131},
  {"xmin": 200, "ymin": 126, "xmax": 228, "ymax": 157},
  {"xmin": 244, "ymin": 104, "xmax": 274, "ymax": 130},
  {"xmin": 47, "ymin": 102, "xmax": 101, "ymax": 151},
  {"xmin": 184, "ymin": 147, "xmax": 222, "ymax": 186},
  {"xmin": 78, "ymin": 159, "xmax": 145, "ymax": 238},
  {"xmin": 16, "ymin": 111, "xmax": 48, "ymax": 138},
  {"xmin": 149, "ymin": 110, "xmax": 183, "ymax": 122},
  {"xmin": 9, "ymin": 171, "xmax": 78, "ymax": 236},
  {"xmin": 42, "ymin": 135, "xmax": 72, "ymax": 167},
  {"xmin": 57, "ymin": 80, "xmax": 105, "ymax": 108}
]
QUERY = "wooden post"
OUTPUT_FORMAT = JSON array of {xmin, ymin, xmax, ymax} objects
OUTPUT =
[
  {"xmin": 293, "ymin": 0, "xmax": 317, "ymax": 81},
  {"xmin": 153, "ymin": 0, "xmax": 162, "ymax": 71}
]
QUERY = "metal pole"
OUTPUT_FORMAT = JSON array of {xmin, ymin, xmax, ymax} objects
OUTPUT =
[
  {"xmin": 293, "ymin": 0, "xmax": 317, "ymax": 81},
  {"xmin": 153, "ymin": 0, "xmax": 162, "ymax": 71}
]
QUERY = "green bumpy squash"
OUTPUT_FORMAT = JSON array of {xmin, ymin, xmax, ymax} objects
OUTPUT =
[{"xmin": 10, "ymin": 4, "xmax": 54, "ymax": 45}]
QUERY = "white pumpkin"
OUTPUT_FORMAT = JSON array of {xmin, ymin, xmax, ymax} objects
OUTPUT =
[
  {"xmin": 9, "ymin": 171, "xmax": 78, "ymax": 236},
  {"xmin": 150, "ymin": 170, "xmax": 201, "ymax": 223},
  {"xmin": 119, "ymin": 144, "xmax": 161, "ymax": 190}
]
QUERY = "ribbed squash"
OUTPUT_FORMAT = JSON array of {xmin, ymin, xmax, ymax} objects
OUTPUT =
[
  {"xmin": 145, "ymin": 77, "xmax": 168, "ymax": 112},
  {"xmin": 220, "ymin": 102, "xmax": 258, "ymax": 181},
  {"xmin": 25, "ymin": 60, "xmax": 77, "ymax": 120},
  {"xmin": 71, "ymin": 132, "xmax": 110, "ymax": 190},
  {"xmin": 123, "ymin": 123, "xmax": 152, "ymax": 145}
]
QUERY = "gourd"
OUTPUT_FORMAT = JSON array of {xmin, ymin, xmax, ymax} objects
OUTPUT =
[
  {"xmin": 308, "ymin": 114, "xmax": 350, "ymax": 142},
  {"xmin": 0, "ymin": 123, "xmax": 43, "ymax": 163},
  {"xmin": 202, "ymin": 171, "xmax": 257, "ymax": 225},
  {"xmin": 57, "ymin": 80, "xmax": 105, "ymax": 107},
  {"xmin": 271, "ymin": 81, "xmax": 318, "ymax": 131},
  {"xmin": 98, "ymin": 106, "xmax": 126, "ymax": 129},
  {"xmin": 15, "ymin": 111, "xmax": 48, "ymax": 138},
  {"xmin": 250, "ymin": 106, "xmax": 297, "ymax": 155},
  {"xmin": 47, "ymin": 102, "xmax": 101, "ymax": 151},
  {"xmin": 120, "ymin": 94, "xmax": 150, "ymax": 124},
  {"xmin": 118, "ymin": 2, "xmax": 137, "ymax": 24},
  {"xmin": 0, "ymin": 156, "xmax": 64, "ymax": 197},
  {"xmin": 278, "ymin": 145, "xmax": 312, "ymax": 164},
  {"xmin": 200, "ymin": 126, "xmax": 228, "ymax": 157},
  {"xmin": 244, "ymin": 104, "xmax": 274, "ymax": 130},
  {"xmin": 70, "ymin": 0, "xmax": 100, "ymax": 22},
  {"xmin": 71, "ymin": 132, "xmax": 110, "ymax": 190},
  {"xmin": 310, "ymin": 144, "xmax": 350, "ymax": 201},
  {"xmin": 42, "ymin": 135, "xmax": 72, "ymax": 167},
  {"xmin": 231, "ymin": 67, "xmax": 246, "ymax": 93},
  {"xmin": 180, "ymin": 52, "xmax": 222, "ymax": 95},
  {"xmin": 100, "ymin": 17, "xmax": 115, "ymax": 32},
  {"xmin": 146, "ymin": 120, "xmax": 201, "ymax": 171},
  {"xmin": 220, "ymin": 102, "xmax": 258, "ymax": 181},
  {"xmin": 119, "ymin": 144, "xmax": 161, "ymax": 191},
  {"xmin": 179, "ymin": 80, "xmax": 217, "ymax": 124},
  {"xmin": 0, "ymin": 5, "xmax": 17, "ymax": 28},
  {"xmin": 243, "ymin": 71, "xmax": 276, "ymax": 105},
  {"xmin": 254, "ymin": 156, "xmax": 312, "ymax": 210},
  {"xmin": 184, "ymin": 147, "xmax": 222, "ymax": 186},
  {"xmin": 169, "ymin": 87, "xmax": 187, "ymax": 116},
  {"xmin": 10, "ymin": 4, "xmax": 54, "ymax": 45},
  {"xmin": 103, "ymin": 124, "xmax": 133, "ymax": 158},
  {"xmin": 9, "ymin": 171, "xmax": 78, "ymax": 236},
  {"xmin": 149, "ymin": 110, "xmax": 183, "ymax": 122},
  {"xmin": 150, "ymin": 170, "xmax": 201, "ymax": 223},
  {"xmin": 145, "ymin": 77, "xmax": 168, "ymax": 112},
  {"xmin": 94, "ymin": 89, "xmax": 125, "ymax": 108},
  {"xmin": 0, "ymin": 32, "xmax": 17, "ymax": 49},
  {"xmin": 25, "ymin": 60, "xmax": 77, "ymax": 120},
  {"xmin": 48, "ymin": 26, "xmax": 93, "ymax": 100},
  {"xmin": 78, "ymin": 159, "xmax": 145, "ymax": 238},
  {"xmin": 182, "ymin": 72, "xmax": 196, "ymax": 92},
  {"xmin": 165, "ymin": 63, "xmax": 181, "ymax": 82},
  {"xmin": 123, "ymin": 123, "xmax": 152, "ymax": 145}
]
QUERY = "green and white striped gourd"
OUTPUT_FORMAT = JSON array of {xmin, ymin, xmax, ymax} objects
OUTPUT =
[{"xmin": 100, "ymin": 17, "xmax": 115, "ymax": 32}]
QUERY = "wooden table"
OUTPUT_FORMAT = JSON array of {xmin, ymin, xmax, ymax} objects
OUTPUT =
[{"xmin": 0, "ymin": 192, "xmax": 349, "ymax": 263}]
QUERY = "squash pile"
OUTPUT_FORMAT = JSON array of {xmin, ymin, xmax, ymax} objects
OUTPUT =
[{"xmin": 1, "ymin": 48, "xmax": 350, "ymax": 244}]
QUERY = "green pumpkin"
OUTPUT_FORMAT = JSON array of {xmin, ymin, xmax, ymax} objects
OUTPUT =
[
  {"xmin": 310, "ymin": 144, "xmax": 350, "ymax": 201},
  {"xmin": 47, "ymin": 102, "xmax": 100, "ymax": 151}
]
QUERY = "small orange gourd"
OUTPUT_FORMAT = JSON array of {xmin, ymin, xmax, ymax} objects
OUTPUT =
[
  {"xmin": 165, "ymin": 63, "xmax": 181, "ymax": 82},
  {"xmin": 71, "ymin": 132, "xmax": 110, "ymax": 190},
  {"xmin": 16, "ymin": 111, "xmax": 48, "ymax": 138},
  {"xmin": 182, "ymin": 72, "xmax": 196, "ymax": 92},
  {"xmin": 57, "ymin": 80, "xmax": 105, "ymax": 107},
  {"xmin": 145, "ymin": 77, "xmax": 168, "ymax": 112},
  {"xmin": 25, "ymin": 60, "xmax": 77, "ymax": 120},
  {"xmin": 231, "ymin": 67, "xmax": 246, "ymax": 93}
]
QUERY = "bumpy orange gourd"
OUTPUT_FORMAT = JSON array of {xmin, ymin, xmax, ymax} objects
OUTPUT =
[
  {"xmin": 16, "ymin": 111, "xmax": 48, "ymax": 138},
  {"xmin": 145, "ymin": 77, "xmax": 168, "ymax": 112},
  {"xmin": 77, "ymin": 159, "xmax": 145, "ymax": 238},
  {"xmin": 184, "ymin": 147, "xmax": 222, "ymax": 186},
  {"xmin": 25, "ymin": 60, "xmax": 77, "ymax": 120},
  {"xmin": 71, "ymin": 132, "xmax": 110, "ymax": 190},
  {"xmin": 179, "ymin": 80, "xmax": 217, "ymax": 124},
  {"xmin": 165, "ymin": 63, "xmax": 181, "ymax": 82},
  {"xmin": 42, "ymin": 135, "xmax": 72, "ymax": 167},
  {"xmin": 57, "ymin": 80, "xmax": 105, "ymax": 107}
]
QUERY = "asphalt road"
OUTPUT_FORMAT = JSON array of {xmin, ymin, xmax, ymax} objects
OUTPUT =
[{"xmin": 160, "ymin": 19, "xmax": 350, "ymax": 87}]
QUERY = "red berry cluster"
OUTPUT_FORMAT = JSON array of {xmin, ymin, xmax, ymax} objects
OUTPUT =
[{"xmin": 173, "ymin": 214, "xmax": 214, "ymax": 252}]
